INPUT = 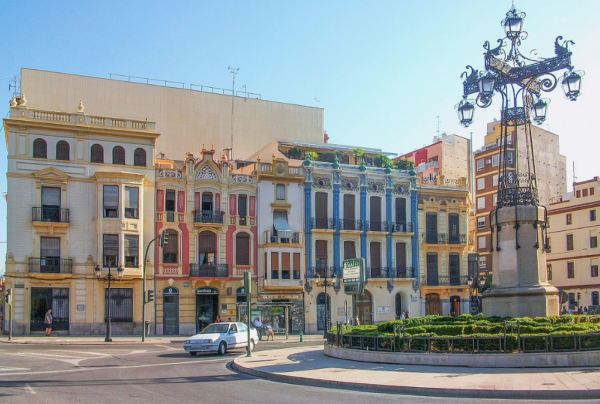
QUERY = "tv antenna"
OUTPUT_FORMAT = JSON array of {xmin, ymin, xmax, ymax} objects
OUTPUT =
[{"xmin": 228, "ymin": 67, "xmax": 239, "ymax": 160}]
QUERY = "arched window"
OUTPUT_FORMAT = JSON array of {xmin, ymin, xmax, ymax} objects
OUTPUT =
[
  {"xmin": 162, "ymin": 230, "xmax": 178, "ymax": 263},
  {"xmin": 91, "ymin": 144, "xmax": 104, "ymax": 163},
  {"xmin": 235, "ymin": 233, "xmax": 250, "ymax": 265},
  {"xmin": 56, "ymin": 141, "xmax": 70, "ymax": 161},
  {"xmin": 33, "ymin": 138, "xmax": 47, "ymax": 159},
  {"xmin": 112, "ymin": 146, "xmax": 125, "ymax": 165},
  {"xmin": 134, "ymin": 148, "xmax": 146, "ymax": 167}
]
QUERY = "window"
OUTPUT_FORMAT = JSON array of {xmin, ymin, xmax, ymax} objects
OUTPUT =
[
  {"xmin": 124, "ymin": 235, "xmax": 139, "ymax": 268},
  {"xmin": 479, "ymin": 256, "xmax": 486, "ymax": 268},
  {"xmin": 163, "ymin": 230, "xmax": 178, "ymax": 263},
  {"xmin": 91, "ymin": 144, "xmax": 104, "ymax": 163},
  {"xmin": 112, "ymin": 146, "xmax": 125, "ymax": 165},
  {"xmin": 281, "ymin": 252, "xmax": 291, "ymax": 279},
  {"xmin": 546, "ymin": 237, "xmax": 552, "ymax": 252},
  {"xmin": 236, "ymin": 233, "xmax": 250, "ymax": 265},
  {"xmin": 592, "ymin": 236, "xmax": 598, "ymax": 249},
  {"xmin": 476, "ymin": 159, "xmax": 484, "ymax": 171},
  {"xmin": 593, "ymin": 291, "xmax": 600, "ymax": 306},
  {"xmin": 276, "ymin": 184, "xmax": 285, "ymax": 201},
  {"xmin": 478, "ymin": 236, "xmax": 487, "ymax": 249},
  {"xmin": 591, "ymin": 210, "xmax": 597, "ymax": 222},
  {"xmin": 344, "ymin": 241, "xmax": 356, "ymax": 260},
  {"xmin": 507, "ymin": 151, "xmax": 513, "ymax": 164},
  {"xmin": 103, "ymin": 234, "xmax": 118, "ymax": 267},
  {"xmin": 567, "ymin": 262, "xmax": 575, "ymax": 279},
  {"xmin": 477, "ymin": 197, "xmax": 485, "ymax": 209},
  {"xmin": 198, "ymin": 231, "xmax": 216, "ymax": 264},
  {"xmin": 238, "ymin": 195, "xmax": 248, "ymax": 225},
  {"xmin": 491, "ymin": 154, "xmax": 499, "ymax": 167},
  {"xmin": 40, "ymin": 237, "xmax": 61, "ymax": 272},
  {"xmin": 493, "ymin": 174, "xmax": 499, "ymax": 186},
  {"xmin": 133, "ymin": 148, "xmax": 146, "ymax": 167},
  {"xmin": 567, "ymin": 234, "xmax": 574, "ymax": 251},
  {"xmin": 477, "ymin": 217, "xmax": 486, "ymax": 229},
  {"xmin": 591, "ymin": 187, "xmax": 596, "ymax": 196},
  {"xmin": 547, "ymin": 264, "xmax": 552, "ymax": 281},
  {"xmin": 41, "ymin": 186, "xmax": 61, "ymax": 222},
  {"xmin": 293, "ymin": 253, "xmax": 301, "ymax": 280},
  {"xmin": 33, "ymin": 138, "xmax": 47, "ymax": 158},
  {"xmin": 105, "ymin": 288, "xmax": 133, "ymax": 322},
  {"xmin": 56, "ymin": 141, "xmax": 70, "ymax": 161},
  {"xmin": 576, "ymin": 190, "xmax": 581, "ymax": 198},
  {"xmin": 569, "ymin": 292, "xmax": 575, "ymax": 305},
  {"xmin": 315, "ymin": 240, "xmax": 328, "ymax": 272},
  {"xmin": 124, "ymin": 187, "xmax": 139, "ymax": 219},
  {"xmin": 583, "ymin": 189, "xmax": 589, "ymax": 197},
  {"xmin": 492, "ymin": 194, "xmax": 497, "ymax": 206},
  {"xmin": 103, "ymin": 185, "xmax": 119, "ymax": 218},
  {"xmin": 566, "ymin": 214, "xmax": 572, "ymax": 225},
  {"xmin": 165, "ymin": 190, "xmax": 176, "ymax": 212},
  {"xmin": 477, "ymin": 178, "xmax": 485, "ymax": 190},
  {"xmin": 271, "ymin": 252, "xmax": 279, "ymax": 279},
  {"xmin": 591, "ymin": 265, "xmax": 599, "ymax": 278}
]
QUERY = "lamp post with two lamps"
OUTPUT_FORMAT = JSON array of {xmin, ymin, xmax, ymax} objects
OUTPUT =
[
  {"xmin": 95, "ymin": 259, "xmax": 124, "ymax": 343},
  {"xmin": 315, "ymin": 269, "xmax": 337, "ymax": 338},
  {"xmin": 468, "ymin": 270, "xmax": 489, "ymax": 314}
]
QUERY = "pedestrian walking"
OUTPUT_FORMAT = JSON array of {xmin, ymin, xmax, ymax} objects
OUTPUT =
[
  {"xmin": 215, "ymin": 315, "xmax": 222, "ymax": 323},
  {"xmin": 44, "ymin": 309, "xmax": 53, "ymax": 336},
  {"xmin": 0, "ymin": 310, "xmax": 3, "ymax": 333},
  {"xmin": 251, "ymin": 316, "xmax": 263, "ymax": 341}
]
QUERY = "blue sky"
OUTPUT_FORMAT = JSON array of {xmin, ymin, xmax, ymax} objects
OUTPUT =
[{"xmin": 1, "ymin": 0, "xmax": 599, "ymax": 276}]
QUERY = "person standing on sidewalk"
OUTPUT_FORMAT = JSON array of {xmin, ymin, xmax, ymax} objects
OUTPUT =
[
  {"xmin": 251, "ymin": 317, "xmax": 263, "ymax": 341},
  {"xmin": 44, "ymin": 309, "xmax": 53, "ymax": 336}
]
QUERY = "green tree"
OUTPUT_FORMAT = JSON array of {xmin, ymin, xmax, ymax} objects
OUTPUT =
[
  {"xmin": 373, "ymin": 154, "xmax": 390, "ymax": 168},
  {"xmin": 305, "ymin": 151, "xmax": 318, "ymax": 161},
  {"xmin": 396, "ymin": 158, "xmax": 411, "ymax": 170},
  {"xmin": 351, "ymin": 148, "xmax": 364, "ymax": 165}
]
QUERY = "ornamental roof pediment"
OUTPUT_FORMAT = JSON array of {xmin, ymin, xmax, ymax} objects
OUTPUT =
[
  {"xmin": 32, "ymin": 167, "xmax": 70, "ymax": 181},
  {"xmin": 195, "ymin": 162, "xmax": 220, "ymax": 182}
]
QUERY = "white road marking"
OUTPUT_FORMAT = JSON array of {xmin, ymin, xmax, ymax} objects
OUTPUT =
[
  {"xmin": 25, "ymin": 383, "xmax": 36, "ymax": 394},
  {"xmin": 0, "ymin": 357, "xmax": 229, "ymax": 377},
  {"xmin": 53, "ymin": 349, "xmax": 111, "ymax": 357},
  {"xmin": 155, "ymin": 344, "xmax": 179, "ymax": 351},
  {"xmin": 0, "ymin": 366, "xmax": 30, "ymax": 371}
]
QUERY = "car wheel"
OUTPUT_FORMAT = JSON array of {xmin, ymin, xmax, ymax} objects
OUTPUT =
[
  {"xmin": 190, "ymin": 352, "xmax": 197, "ymax": 356},
  {"xmin": 250, "ymin": 340, "xmax": 255, "ymax": 352},
  {"xmin": 218, "ymin": 341, "xmax": 227, "ymax": 355}
]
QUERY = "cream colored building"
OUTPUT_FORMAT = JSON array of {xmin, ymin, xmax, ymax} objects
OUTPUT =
[
  {"xmin": 3, "ymin": 99, "xmax": 158, "ymax": 334},
  {"xmin": 547, "ymin": 177, "xmax": 600, "ymax": 310},
  {"xmin": 19, "ymin": 68, "xmax": 324, "ymax": 161}
]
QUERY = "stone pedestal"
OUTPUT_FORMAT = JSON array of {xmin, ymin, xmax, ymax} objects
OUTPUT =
[{"xmin": 482, "ymin": 205, "xmax": 559, "ymax": 318}]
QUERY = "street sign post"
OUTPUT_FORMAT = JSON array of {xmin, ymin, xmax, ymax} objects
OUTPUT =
[{"xmin": 342, "ymin": 258, "xmax": 365, "ymax": 295}]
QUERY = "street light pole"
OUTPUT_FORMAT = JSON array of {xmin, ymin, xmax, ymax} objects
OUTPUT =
[
  {"xmin": 95, "ymin": 260, "xmax": 124, "ymax": 343},
  {"xmin": 142, "ymin": 233, "xmax": 165, "ymax": 342}
]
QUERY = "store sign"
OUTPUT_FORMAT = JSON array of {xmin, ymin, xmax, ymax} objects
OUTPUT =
[
  {"xmin": 258, "ymin": 294, "xmax": 302, "ymax": 301},
  {"xmin": 196, "ymin": 287, "xmax": 219, "ymax": 295},
  {"xmin": 271, "ymin": 307, "xmax": 284, "ymax": 315}
]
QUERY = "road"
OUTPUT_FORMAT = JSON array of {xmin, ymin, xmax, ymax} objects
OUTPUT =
[{"xmin": 0, "ymin": 340, "xmax": 597, "ymax": 404}]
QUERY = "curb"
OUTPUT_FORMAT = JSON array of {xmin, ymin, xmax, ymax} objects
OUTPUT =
[
  {"xmin": 0, "ymin": 339, "xmax": 185, "ymax": 345},
  {"xmin": 231, "ymin": 359, "xmax": 600, "ymax": 400}
]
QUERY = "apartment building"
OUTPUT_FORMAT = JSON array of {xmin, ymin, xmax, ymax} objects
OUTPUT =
[
  {"xmin": 474, "ymin": 121, "xmax": 566, "ymax": 277},
  {"xmin": 547, "ymin": 177, "xmax": 600, "ymax": 310},
  {"xmin": 3, "ymin": 99, "xmax": 158, "ymax": 334}
]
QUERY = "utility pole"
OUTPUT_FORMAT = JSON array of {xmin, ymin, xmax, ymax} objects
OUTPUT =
[
  {"xmin": 228, "ymin": 67, "xmax": 239, "ymax": 161},
  {"xmin": 436, "ymin": 116, "xmax": 441, "ymax": 137}
]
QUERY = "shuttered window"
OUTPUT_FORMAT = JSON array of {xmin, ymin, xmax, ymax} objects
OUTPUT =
[
  {"xmin": 281, "ymin": 253, "xmax": 291, "ymax": 279},
  {"xmin": 91, "ymin": 144, "xmax": 104, "ymax": 163},
  {"xmin": 293, "ymin": 253, "xmax": 301, "ymax": 279},
  {"xmin": 396, "ymin": 243, "xmax": 406, "ymax": 269},
  {"xmin": 198, "ymin": 231, "xmax": 216, "ymax": 264},
  {"xmin": 133, "ymin": 148, "xmax": 146, "ymax": 167},
  {"xmin": 165, "ymin": 190, "xmax": 176, "ymax": 212},
  {"xmin": 41, "ymin": 237, "xmax": 60, "ymax": 257},
  {"xmin": 236, "ymin": 233, "xmax": 250, "ymax": 265},
  {"xmin": 271, "ymin": 252, "xmax": 279, "ymax": 279},
  {"xmin": 124, "ymin": 235, "xmax": 139, "ymax": 267},
  {"xmin": 56, "ymin": 141, "xmax": 70, "ymax": 161},
  {"xmin": 124, "ymin": 187, "xmax": 139, "ymax": 219},
  {"xmin": 33, "ymin": 138, "xmax": 47, "ymax": 158},
  {"xmin": 112, "ymin": 146, "xmax": 125, "ymax": 165},
  {"xmin": 344, "ymin": 241, "xmax": 356, "ymax": 260},
  {"xmin": 163, "ymin": 230, "xmax": 178, "ymax": 263},
  {"xmin": 238, "ymin": 195, "xmax": 247, "ymax": 216},
  {"xmin": 276, "ymin": 184, "xmax": 286, "ymax": 201},
  {"xmin": 103, "ymin": 185, "xmax": 119, "ymax": 218},
  {"xmin": 103, "ymin": 234, "xmax": 119, "ymax": 266},
  {"xmin": 315, "ymin": 240, "xmax": 327, "ymax": 270},
  {"xmin": 395, "ymin": 198, "xmax": 406, "ymax": 224}
]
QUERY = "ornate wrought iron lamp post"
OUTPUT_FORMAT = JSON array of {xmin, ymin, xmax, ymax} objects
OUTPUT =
[
  {"xmin": 95, "ymin": 260, "xmax": 124, "ymax": 342},
  {"xmin": 457, "ymin": 5, "xmax": 584, "ymax": 318},
  {"xmin": 316, "ymin": 271, "xmax": 337, "ymax": 337}
]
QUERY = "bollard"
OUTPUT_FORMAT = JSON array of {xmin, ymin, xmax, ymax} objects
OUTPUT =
[{"xmin": 299, "ymin": 330, "xmax": 303, "ymax": 342}]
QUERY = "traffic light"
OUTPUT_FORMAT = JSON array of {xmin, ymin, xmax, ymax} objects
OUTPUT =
[
  {"xmin": 147, "ymin": 290, "xmax": 155, "ymax": 303},
  {"xmin": 577, "ymin": 292, "xmax": 582, "ymax": 301},
  {"xmin": 4, "ymin": 288, "xmax": 12, "ymax": 305},
  {"xmin": 159, "ymin": 231, "xmax": 169, "ymax": 248}
]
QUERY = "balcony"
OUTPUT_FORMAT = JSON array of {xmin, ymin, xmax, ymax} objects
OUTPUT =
[
  {"xmin": 392, "ymin": 222, "xmax": 413, "ymax": 233},
  {"xmin": 193, "ymin": 210, "xmax": 224, "ymax": 224},
  {"xmin": 339, "ymin": 219, "xmax": 364, "ymax": 231},
  {"xmin": 166, "ymin": 211, "xmax": 175, "ymax": 222},
  {"xmin": 420, "ymin": 275, "xmax": 469, "ymax": 286},
  {"xmin": 311, "ymin": 266, "xmax": 336, "ymax": 279},
  {"xmin": 366, "ymin": 267, "xmax": 387, "ymax": 279},
  {"xmin": 28, "ymin": 258, "xmax": 72, "ymax": 274},
  {"xmin": 32, "ymin": 207, "xmax": 69, "ymax": 223},
  {"xmin": 392, "ymin": 267, "xmax": 415, "ymax": 279},
  {"xmin": 189, "ymin": 263, "xmax": 229, "ymax": 277},
  {"xmin": 311, "ymin": 217, "xmax": 336, "ymax": 230},
  {"xmin": 270, "ymin": 232, "xmax": 300, "ymax": 244},
  {"xmin": 365, "ymin": 220, "xmax": 389, "ymax": 232},
  {"xmin": 422, "ymin": 232, "xmax": 467, "ymax": 244}
]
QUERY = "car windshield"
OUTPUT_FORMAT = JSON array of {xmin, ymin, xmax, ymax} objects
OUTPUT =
[{"xmin": 200, "ymin": 324, "xmax": 229, "ymax": 334}]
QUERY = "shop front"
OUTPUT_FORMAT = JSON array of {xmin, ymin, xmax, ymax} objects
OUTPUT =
[
  {"xmin": 255, "ymin": 292, "xmax": 305, "ymax": 334},
  {"xmin": 195, "ymin": 286, "xmax": 219, "ymax": 333}
]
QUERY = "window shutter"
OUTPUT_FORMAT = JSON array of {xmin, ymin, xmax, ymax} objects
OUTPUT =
[
  {"xmin": 124, "ymin": 235, "xmax": 139, "ymax": 256},
  {"xmin": 41, "ymin": 237, "xmax": 60, "ymax": 256},
  {"xmin": 271, "ymin": 252, "xmax": 279, "ymax": 271},
  {"xmin": 198, "ymin": 232, "xmax": 216, "ymax": 253},
  {"xmin": 194, "ymin": 192, "xmax": 201, "ymax": 211},
  {"xmin": 215, "ymin": 193, "xmax": 221, "ymax": 211},
  {"xmin": 156, "ymin": 190, "xmax": 164, "ymax": 211},
  {"xmin": 236, "ymin": 233, "xmax": 250, "ymax": 265},
  {"xmin": 229, "ymin": 195, "xmax": 236, "ymax": 215},
  {"xmin": 249, "ymin": 196, "xmax": 256, "ymax": 217},
  {"xmin": 315, "ymin": 240, "xmax": 327, "ymax": 258},
  {"xmin": 42, "ymin": 187, "xmax": 61, "ymax": 207},
  {"xmin": 104, "ymin": 186, "xmax": 119, "ymax": 208},
  {"xmin": 103, "ymin": 235, "xmax": 119, "ymax": 256},
  {"xmin": 177, "ymin": 191, "xmax": 185, "ymax": 212}
]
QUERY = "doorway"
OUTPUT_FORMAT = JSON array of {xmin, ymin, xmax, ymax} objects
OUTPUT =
[
  {"xmin": 355, "ymin": 289, "xmax": 373, "ymax": 325},
  {"xmin": 425, "ymin": 293, "xmax": 441, "ymax": 315},
  {"xmin": 31, "ymin": 288, "xmax": 69, "ymax": 332},
  {"xmin": 316, "ymin": 292, "xmax": 330, "ymax": 330},
  {"xmin": 450, "ymin": 296, "xmax": 461, "ymax": 316},
  {"xmin": 395, "ymin": 292, "xmax": 403, "ymax": 320},
  {"xmin": 196, "ymin": 290, "xmax": 219, "ymax": 333},
  {"xmin": 163, "ymin": 287, "xmax": 179, "ymax": 335}
]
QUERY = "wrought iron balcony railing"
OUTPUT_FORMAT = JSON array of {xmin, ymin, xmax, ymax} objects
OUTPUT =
[
  {"xmin": 189, "ymin": 263, "xmax": 229, "ymax": 277},
  {"xmin": 311, "ymin": 266, "xmax": 336, "ymax": 279},
  {"xmin": 32, "ymin": 207, "xmax": 69, "ymax": 223},
  {"xmin": 448, "ymin": 234, "xmax": 467, "ymax": 245},
  {"xmin": 338, "ymin": 218, "xmax": 364, "ymax": 231},
  {"xmin": 270, "ymin": 232, "xmax": 300, "ymax": 244},
  {"xmin": 392, "ymin": 222, "xmax": 413, "ymax": 233},
  {"xmin": 365, "ymin": 220, "xmax": 390, "ymax": 232},
  {"xmin": 366, "ymin": 267, "xmax": 387, "ymax": 279},
  {"xmin": 28, "ymin": 257, "xmax": 73, "ymax": 274},
  {"xmin": 311, "ymin": 217, "xmax": 336, "ymax": 230},
  {"xmin": 193, "ymin": 210, "xmax": 224, "ymax": 224},
  {"xmin": 392, "ymin": 267, "xmax": 415, "ymax": 279},
  {"xmin": 420, "ymin": 275, "xmax": 469, "ymax": 286},
  {"xmin": 422, "ymin": 232, "xmax": 467, "ymax": 244}
]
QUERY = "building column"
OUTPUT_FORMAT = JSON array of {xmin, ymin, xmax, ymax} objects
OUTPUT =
[
  {"xmin": 304, "ymin": 166, "xmax": 313, "ymax": 283},
  {"xmin": 386, "ymin": 176, "xmax": 393, "ymax": 270},
  {"xmin": 333, "ymin": 170, "xmax": 341, "ymax": 276},
  {"xmin": 360, "ymin": 173, "xmax": 367, "ymax": 260}
]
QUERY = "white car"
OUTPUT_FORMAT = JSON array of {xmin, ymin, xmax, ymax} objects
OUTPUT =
[{"xmin": 184, "ymin": 322, "xmax": 259, "ymax": 356}]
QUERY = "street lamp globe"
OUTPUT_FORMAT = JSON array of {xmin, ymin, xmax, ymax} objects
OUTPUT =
[
  {"xmin": 561, "ymin": 70, "xmax": 583, "ymax": 101},
  {"xmin": 532, "ymin": 98, "xmax": 548, "ymax": 124},
  {"xmin": 478, "ymin": 74, "xmax": 496, "ymax": 96},
  {"xmin": 94, "ymin": 264, "xmax": 102, "ymax": 278},
  {"xmin": 502, "ymin": 7, "xmax": 525, "ymax": 38},
  {"xmin": 456, "ymin": 98, "xmax": 475, "ymax": 127}
]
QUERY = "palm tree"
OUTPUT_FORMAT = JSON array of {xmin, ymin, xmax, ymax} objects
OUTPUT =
[{"xmin": 351, "ymin": 148, "xmax": 364, "ymax": 165}]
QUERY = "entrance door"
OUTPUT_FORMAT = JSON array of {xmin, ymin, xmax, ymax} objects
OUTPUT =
[
  {"xmin": 425, "ymin": 293, "xmax": 441, "ymax": 315},
  {"xmin": 450, "ymin": 296, "xmax": 461, "ymax": 316},
  {"xmin": 316, "ymin": 292, "xmax": 330, "ymax": 330},
  {"xmin": 196, "ymin": 294, "xmax": 218, "ymax": 333},
  {"xmin": 163, "ymin": 287, "xmax": 179, "ymax": 335},
  {"xmin": 31, "ymin": 288, "xmax": 69, "ymax": 332},
  {"xmin": 355, "ymin": 290, "xmax": 373, "ymax": 325}
]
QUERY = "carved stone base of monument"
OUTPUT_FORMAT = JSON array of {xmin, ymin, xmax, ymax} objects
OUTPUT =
[{"xmin": 482, "ymin": 205, "xmax": 559, "ymax": 318}]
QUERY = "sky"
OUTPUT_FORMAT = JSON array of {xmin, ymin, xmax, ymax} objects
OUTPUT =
[{"xmin": 1, "ymin": 0, "xmax": 599, "ymax": 276}]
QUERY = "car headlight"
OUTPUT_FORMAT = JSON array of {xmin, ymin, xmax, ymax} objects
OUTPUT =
[{"xmin": 185, "ymin": 340, "xmax": 191, "ymax": 344}]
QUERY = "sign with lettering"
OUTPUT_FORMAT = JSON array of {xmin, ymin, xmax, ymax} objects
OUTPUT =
[
  {"xmin": 342, "ymin": 259, "xmax": 360, "ymax": 283},
  {"xmin": 196, "ymin": 287, "xmax": 219, "ymax": 295},
  {"xmin": 163, "ymin": 287, "xmax": 178, "ymax": 295},
  {"xmin": 258, "ymin": 294, "xmax": 302, "ymax": 301}
]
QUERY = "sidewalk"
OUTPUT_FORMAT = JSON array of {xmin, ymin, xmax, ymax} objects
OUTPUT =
[
  {"xmin": 233, "ymin": 346, "xmax": 600, "ymax": 400},
  {"xmin": 0, "ymin": 334, "xmax": 324, "ymax": 345}
]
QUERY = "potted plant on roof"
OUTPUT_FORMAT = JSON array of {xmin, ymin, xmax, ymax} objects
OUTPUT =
[{"xmin": 351, "ymin": 148, "xmax": 364, "ymax": 165}]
